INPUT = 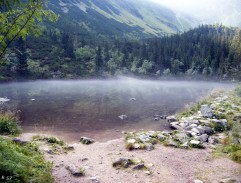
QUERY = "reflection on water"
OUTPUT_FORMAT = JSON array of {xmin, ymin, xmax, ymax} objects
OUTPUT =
[{"xmin": 0, "ymin": 79, "xmax": 232, "ymax": 142}]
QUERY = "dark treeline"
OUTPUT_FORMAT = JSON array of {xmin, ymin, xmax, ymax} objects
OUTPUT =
[{"xmin": 1, "ymin": 24, "xmax": 241, "ymax": 81}]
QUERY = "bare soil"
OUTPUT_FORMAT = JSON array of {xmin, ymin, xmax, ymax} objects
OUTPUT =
[{"xmin": 20, "ymin": 133, "xmax": 241, "ymax": 183}]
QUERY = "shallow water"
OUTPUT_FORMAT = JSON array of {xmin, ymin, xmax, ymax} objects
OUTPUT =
[{"xmin": 0, "ymin": 79, "xmax": 232, "ymax": 142}]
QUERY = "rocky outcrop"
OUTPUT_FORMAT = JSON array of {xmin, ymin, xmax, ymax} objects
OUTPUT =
[{"xmin": 80, "ymin": 137, "xmax": 95, "ymax": 145}]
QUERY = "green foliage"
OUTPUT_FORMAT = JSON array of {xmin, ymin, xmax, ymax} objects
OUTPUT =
[
  {"xmin": 0, "ymin": 137, "xmax": 54, "ymax": 183},
  {"xmin": 0, "ymin": 112, "xmax": 21, "ymax": 135},
  {"xmin": 0, "ymin": 0, "xmax": 58, "ymax": 59},
  {"xmin": 34, "ymin": 136, "xmax": 64, "ymax": 146}
]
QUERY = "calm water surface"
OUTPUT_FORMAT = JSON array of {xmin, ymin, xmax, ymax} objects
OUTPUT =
[{"xmin": 0, "ymin": 79, "xmax": 232, "ymax": 142}]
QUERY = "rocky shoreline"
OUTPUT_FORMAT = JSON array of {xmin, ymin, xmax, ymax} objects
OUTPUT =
[{"xmin": 2, "ymin": 89, "xmax": 241, "ymax": 183}]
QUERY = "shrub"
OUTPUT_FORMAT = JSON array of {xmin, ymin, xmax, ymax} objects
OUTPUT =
[
  {"xmin": 0, "ymin": 112, "xmax": 21, "ymax": 135},
  {"xmin": 0, "ymin": 137, "xmax": 54, "ymax": 183}
]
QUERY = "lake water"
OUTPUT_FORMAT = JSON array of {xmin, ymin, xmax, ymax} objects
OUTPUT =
[{"xmin": 0, "ymin": 79, "xmax": 232, "ymax": 142}]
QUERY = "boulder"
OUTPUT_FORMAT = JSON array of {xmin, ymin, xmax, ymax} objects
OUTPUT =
[
  {"xmin": 146, "ymin": 143, "xmax": 154, "ymax": 151},
  {"xmin": 196, "ymin": 134, "xmax": 209, "ymax": 142},
  {"xmin": 80, "ymin": 137, "xmax": 95, "ymax": 145},
  {"xmin": 201, "ymin": 126, "xmax": 213, "ymax": 135},
  {"xmin": 66, "ymin": 165, "xmax": 84, "ymax": 176},
  {"xmin": 196, "ymin": 126, "xmax": 206, "ymax": 134},
  {"xmin": 170, "ymin": 123, "xmax": 182, "ymax": 130},
  {"xmin": 201, "ymin": 105, "xmax": 213, "ymax": 118},
  {"xmin": 166, "ymin": 116, "xmax": 177, "ymax": 122},
  {"xmin": 118, "ymin": 115, "xmax": 128, "ymax": 120}
]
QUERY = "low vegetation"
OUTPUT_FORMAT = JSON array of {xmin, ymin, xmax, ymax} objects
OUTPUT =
[
  {"xmin": 0, "ymin": 112, "xmax": 21, "ymax": 135},
  {"xmin": 0, "ymin": 137, "xmax": 54, "ymax": 183},
  {"xmin": 0, "ymin": 112, "xmax": 54, "ymax": 182}
]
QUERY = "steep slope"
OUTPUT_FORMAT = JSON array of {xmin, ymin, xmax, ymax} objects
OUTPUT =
[{"xmin": 46, "ymin": 0, "xmax": 196, "ymax": 37}]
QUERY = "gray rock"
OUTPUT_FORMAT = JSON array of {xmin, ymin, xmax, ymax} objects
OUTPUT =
[
  {"xmin": 66, "ymin": 165, "xmax": 84, "ymax": 176},
  {"xmin": 179, "ymin": 122, "xmax": 188, "ymax": 128},
  {"xmin": 192, "ymin": 128, "xmax": 200, "ymax": 135},
  {"xmin": 208, "ymin": 136, "xmax": 217, "ymax": 144},
  {"xmin": 133, "ymin": 143, "xmax": 140, "ymax": 149},
  {"xmin": 202, "ymin": 126, "xmax": 213, "ymax": 135},
  {"xmin": 139, "ymin": 134, "xmax": 151, "ymax": 142},
  {"xmin": 80, "ymin": 137, "xmax": 95, "ymax": 145},
  {"xmin": 63, "ymin": 145, "xmax": 74, "ymax": 151},
  {"xmin": 162, "ymin": 130, "xmax": 172, "ymax": 136},
  {"xmin": 127, "ymin": 139, "xmax": 136, "ymax": 144},
  {"xmin": 113, "ymin": 158, "xmax": 132, "ymax": 168},
  {"xmin": 194, "ymin": 180, "xmax": 204, "ymax": 183},
  {"xmin": 180, "ymin": 141, "xmax": 189, "ymax": 149},
  {"xmin": 146, "ymin": 143, "xmax": 154, "ymax": 151},
  {"xmin": 170, "ymin": 124, "xmax": 183, "ymax": 130},
  {"xmin": 167, "ymin": 139, "xmax": 178, "ymax": 147},
  {"xmin": 196, "ymin": 126, "xmax": 206, "ymax": 134},
  {"xmin": 154, "ymin": 117, "xmax": 159, "ymax": 121},
  {"xmin": 189, "ymin": 140, "xmax": 200, "ymax": 145},
  {"xmin": 132, "ymin": 163, "xmax": 145, "ymax": 170},
  {"xmin": 199, "ymin": 120, "xmax": 211, "ymax": 126},
  {"xmin": 157, "ymin": 134, "xmax": 166, "ymax": 141},
  {"xmin": 201, "ymin": 105, "xmax": 213, "ymax": 118},
  {"xmin": 174, "ymin": 133, "xmax": 189, "ymax": 143},
  {"xmin": 118, "ymin": 115, "xmax": 128, "ymax": 120},
  {"xmin": 188, "ymin": 120, "xmax": 200, "ymax": 125},
  {"xmin": 153, "ymin": 114, "xmax": 160, "ymax": 118},
  {"xmin": 166, "ymin": 116, "xmax": 177, "ymax": 122},
  {"xmin": 196, "ymin": 134, "xmax": 209, "ymax": 142},
  {"xmin": 44, "ymin": 148, "xmax": 54, "ymax": 154},
  {"xmin": 12, "ymin": 137, "xmax": 29, "ymax": 145},
  {"xmin": 130, "ymin": 98, "xmax": 136, "ymax": 101},
  {"xmin": 219, "ymin": 178, "xmax": 238, "ymax": 183}
]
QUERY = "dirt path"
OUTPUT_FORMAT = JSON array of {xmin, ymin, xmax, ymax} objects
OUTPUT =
[{"xmin": 21, "ymin": 133, "xmax": 241, "ymax": 183}]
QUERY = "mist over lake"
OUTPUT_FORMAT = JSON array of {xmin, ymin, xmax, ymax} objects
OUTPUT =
[{"xmin": 0, "ymin": 79, "xmax": 233, "ymax": 142}]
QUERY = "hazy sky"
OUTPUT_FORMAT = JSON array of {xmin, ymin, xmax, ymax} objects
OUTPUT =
[{"xmin": 149, "ymin": 0, "xmax": 241, "ymax": 26}]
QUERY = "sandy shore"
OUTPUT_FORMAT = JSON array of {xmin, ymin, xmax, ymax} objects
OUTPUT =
[{"xmin": 20, "ymin": 133, "xmax": 241, "ymax": 183}]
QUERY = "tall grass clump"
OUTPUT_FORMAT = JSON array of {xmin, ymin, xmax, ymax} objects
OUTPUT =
[
  {"xmin": 0, "ymin": 112, "xmax": 21, "ymax": 135},
  {"xmin": 0, "ymin": 137, "xmax": 54, "ymax": 183}
]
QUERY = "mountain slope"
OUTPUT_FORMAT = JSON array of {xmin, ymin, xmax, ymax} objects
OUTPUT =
[{"xmin": 46, "ymin": 0, "xmax": 196, "ymax": 37}]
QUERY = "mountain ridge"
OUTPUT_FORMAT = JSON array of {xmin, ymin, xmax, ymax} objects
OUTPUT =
[{"xmin": 46, "ymin": 0, "xmax": 197, "ymax": 38}]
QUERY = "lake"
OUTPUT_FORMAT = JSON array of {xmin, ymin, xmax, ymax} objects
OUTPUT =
[{"xmin": 0, "ymin": 79, "xmax": 232, "ymax": 142}]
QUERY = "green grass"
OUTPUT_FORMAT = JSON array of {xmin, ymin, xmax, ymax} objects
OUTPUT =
[
  {"xmin": 0, "ymin": 137, "xmax": 54, "ymax": 183},
  {"xmin": 0, "ymin": 113, "xmax": 21, "ymax": 135}
]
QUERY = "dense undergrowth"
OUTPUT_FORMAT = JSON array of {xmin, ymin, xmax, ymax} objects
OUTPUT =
[{"xmin": 0, "ymin": 112, "xmax": 54, "ymax": 183}]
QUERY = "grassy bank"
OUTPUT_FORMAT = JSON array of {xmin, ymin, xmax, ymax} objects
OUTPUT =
[
  {"xmin": 179, "ymin": 88, "xmax": 241, "ymax": 163},
  {"xmin": 0, "ymin": 112, "xmax": 54, "ymax": 183}
]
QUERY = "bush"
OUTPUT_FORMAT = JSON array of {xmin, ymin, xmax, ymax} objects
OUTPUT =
[
  {"xmin": 0, "ymin": 113, "xmax": 21, "ymax": 135},
  {"xmin": 0, "ymin": 137, "xmax": 54, "ymax": 183}
]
